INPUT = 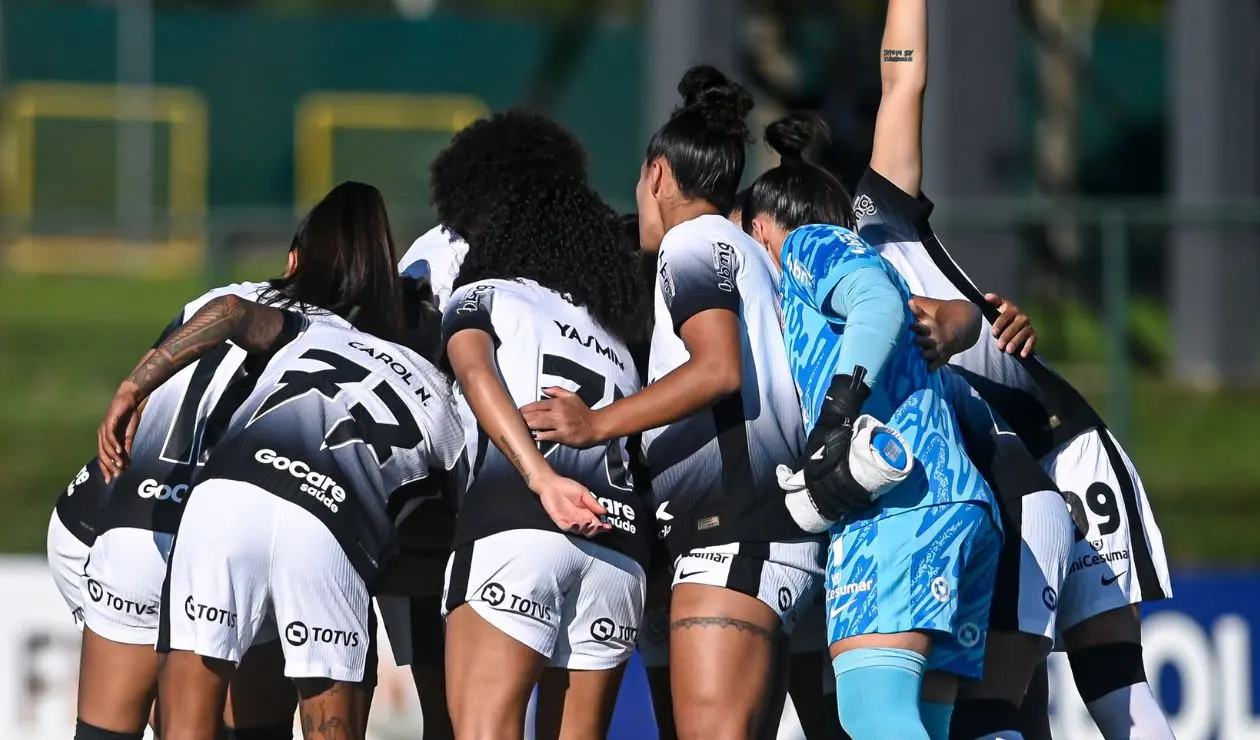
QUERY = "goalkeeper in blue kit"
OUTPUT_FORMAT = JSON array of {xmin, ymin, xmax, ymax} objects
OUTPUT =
[{"xmin": 778, "ymin": 223, "xmax": 1003, "ymax": 740}]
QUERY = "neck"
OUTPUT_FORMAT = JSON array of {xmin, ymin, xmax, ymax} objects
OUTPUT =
[{"xmin": 661, "ymin": 198, "xmax": 720, "ymax": 234}]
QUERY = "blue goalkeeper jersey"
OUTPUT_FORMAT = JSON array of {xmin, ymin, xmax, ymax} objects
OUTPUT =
[{"xmin": 779, "ymin": 224, "xmax": 998, "ymax": 522}]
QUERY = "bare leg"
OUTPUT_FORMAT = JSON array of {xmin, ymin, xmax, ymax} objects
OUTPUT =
[
  {"xmin": 445, "ymin": 604, "xmax": 545, "ymax": 740},
  {"xmin": 669, "ymin": 584, "xmax": 782, "ymax": 740},
  {"xmin": 157, "ymin": 650, "xmax": 235, "ymax": 740},
  {"xmin": 534, "ymin": 664, "xmax": 628, "ymax": 740},
  {"xmin": 77, "ymin": 627, "xmax": 159, "ymax": 734}
]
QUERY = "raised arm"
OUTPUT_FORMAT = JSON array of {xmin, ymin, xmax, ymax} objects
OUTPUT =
[
  {"xmin": 869, "ymin": 0, "xmax": 929, "ymax": 197},
  {"xmin": 97, "ymin": 295, "xmax": 297, "ymax": 480}
]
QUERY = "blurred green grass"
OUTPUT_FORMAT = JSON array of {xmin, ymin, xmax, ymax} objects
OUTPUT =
[{"xmin": 2, "ymin": 274, "xmax": 1259, "ymax": 561}]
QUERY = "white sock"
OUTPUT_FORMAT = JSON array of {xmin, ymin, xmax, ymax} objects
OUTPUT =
[
  {"xmin": 1085, "ymin": 681, "xmax": 1176, "ymax": 740},
  {"xmin": 973, "ymin": 733, "xmax": 1025, "ymax": 740}
]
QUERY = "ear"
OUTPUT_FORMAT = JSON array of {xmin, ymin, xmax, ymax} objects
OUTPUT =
[
  {"xmin": 750, "ymin": 215, "xmax": 772, "ymax": 249},
  {"xmin": 648, "ymin": 158, "xmax": 669, "ymax": 199},
  {"xmin": 285, "ymin": 249, "xmax": 298, "ymax": 276}
]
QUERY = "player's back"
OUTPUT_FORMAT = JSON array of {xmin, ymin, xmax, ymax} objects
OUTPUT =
[
  {"xmin": 96, "ymin": 281, "xmax": 279, "ymax": 535},
  {"xmin": 201, "ymin": 317, "xmax": 465, "ymax": 582},
  {"xmin": 779, "ymin": 224, "xmax": 995, "ymax": 520},
  {"xmin": 443, "ymin": 278, "xmax": 649, "ymax": 566}
]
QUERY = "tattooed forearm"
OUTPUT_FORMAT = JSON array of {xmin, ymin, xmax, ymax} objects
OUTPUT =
[
  {"xmin": 882, "ymin": 49, "xmax": 915, "ymax": 62},
  {"xmin": 498, "ymin": 433, "xmax": 532, "ymax": 484},
  {"xmin": 125, "ymin": 295, "xmax": 287, "ymax": 398},
  {"xmin": 671, "ymin": 616, "xmax": 775, "ymax": 641}
]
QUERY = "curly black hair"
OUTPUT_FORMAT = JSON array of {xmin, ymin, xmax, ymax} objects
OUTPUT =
[
  {"xmin": 454, "ymin": 174, "xmax": 642, "ymax": 344},
  {"xmin": 429, "ymin": 109, "xmax": 588, "ymax": 248}
]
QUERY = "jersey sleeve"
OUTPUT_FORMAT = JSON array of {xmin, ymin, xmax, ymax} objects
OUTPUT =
[
  {"xmin": 657, "ymin": 234, "xmax": 741, "ymax": 332},
  {"xmin": 853, "ymin": 167, "xmax": 936, "ymax": 248},
  {"xmin": 440, "ymin": 282, "xmax": 498, "ymax": 352},
  {"xmin": 783, "ymin": 224, "xmax": 886, "ymax": 313}
]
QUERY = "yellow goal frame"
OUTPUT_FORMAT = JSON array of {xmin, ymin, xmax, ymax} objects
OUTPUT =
[
  {"xmin": 0, "ymin": 82, "xmax": 208, "ymax": 277},
  {"xmin": 294, "ymin": 92, "xmax": 488, "ymax": 212}
]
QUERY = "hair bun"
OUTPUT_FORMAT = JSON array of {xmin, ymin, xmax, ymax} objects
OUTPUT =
[
  {"xmin": 676, "ymin": 65, "xmax": 754, "ymax": 141},
  {"xmin": 765, "ymin": 113, "xmax": 831, "ymax": 163}
]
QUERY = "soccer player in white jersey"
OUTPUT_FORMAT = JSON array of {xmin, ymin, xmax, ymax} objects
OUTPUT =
[
  {"xmin": 63, "ymin": 182, "xmax": 405, "ymax": 740},
  {"xmin": 438, "ymin": 173, "xmax": 648, "ymax": 740},
  {"xmin": 522, "ymin": 66, "xmax": 824, "ymax": 740},
  {"xmin": 844, "ymin": 1, "xmax": 1175, "ymax": 737},
  {"xmin": 385, "ymin": 110, "xmax": 592, "ymax": 740},
  {"xmin": 397, "ymin": 109, "xmax": 589, "ymax": 308},
  {"xmin": 95, "ymin": 294, "xmax": 464, "ymax": 740}
]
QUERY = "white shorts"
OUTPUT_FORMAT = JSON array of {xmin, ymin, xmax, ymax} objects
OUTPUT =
[
  {"xmin": 442, "ymin": 529, "xmax": 645, "ymax": 671},
  {"xmin": 989, "ymin": 489, "xmax": 1074, "ymax": 641},
  {"xmin": 1042, "ymin": 429, "xmax": 1173, "ymax": 632},
  {"xmin": 82, "ymin": 526, "xmax": 172, "ymax": 645},
  {"xmin": 161, "ymin": 479, "xmax": 372, "ymax": 683},
  {"xmin": 47, "ymin": 510, "xmax": 90, "ymax": 631},
  {"xmin": 638, "ymin": 542, "xmax": 829, "ymax": 669}
]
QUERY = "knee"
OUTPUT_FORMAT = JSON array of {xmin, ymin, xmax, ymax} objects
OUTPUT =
[
  {"xmin": 833, "ymin": 648, "xmax": 928, "ymax": 740},
  {"xmin": 1068, "ymin": 641, "xmax": 1147, "ymax": 703},
  {"xmin": 949, "ymin": 698, "xmax": 1021, "ymax": 740},
  {"xmin": 672, "ymin": 690, "xmax": 759, "ymax": 740}
]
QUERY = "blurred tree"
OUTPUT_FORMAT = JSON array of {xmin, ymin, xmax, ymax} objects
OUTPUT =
[{"xmin": 1031, "ymin": 0, "xmax": 1101, "ymax": 303}]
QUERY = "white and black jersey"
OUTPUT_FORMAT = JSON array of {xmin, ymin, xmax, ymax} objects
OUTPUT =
[
  {"xmin": 93, "ymin": 282, "xmax": 292, "ymax": 536},
  {"xmin": 853, "ymin": 169, "xmax": 1104, "ymax": 458},
  {"xmin": 398, "ymin": 225, "xmax": 470, "ymax": 309},
  {"xmin": 52, "ymin": 459, "xmax": 112, "ymax": 547},
  {"xmin": 198, "ymin": 317, "xmax": 465, "ymax": 586},
  {"xmin": 645, "ymin": 215, "xmax": 807, "ymax": 555},
  {"xmin": 441, "ymin": 278, "xmax": 651, "ymax": 566}
]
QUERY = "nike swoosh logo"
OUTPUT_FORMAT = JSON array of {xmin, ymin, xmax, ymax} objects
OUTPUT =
[
  {"xmin": 677, "ymin": 570, "xmax": 704, "ymax": 581},
  {"xmin": 810, "ymin": 447, "xmax": 826, "ymax": 461},
  {"xmin": 656, "ymin": 501, "xmax": 673, "ymax": 522},
  {"xmin": 1101, "ymin": 571, "xmax": 1127, "ymax": 587},
  {"xmin": 829, "ymin": 603, "xmax": 849, "ymax": 618}
]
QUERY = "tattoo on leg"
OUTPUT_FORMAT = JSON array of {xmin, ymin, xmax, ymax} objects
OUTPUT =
[
  {"xmin": 671, "ymin": 616, "xmax": 775, "ymax": 641},
  {"xmin": 301, "ymin": 698, "xmax": 354, "ymax": 740},
  {"xmin": 882, "ymin": 48, "xmax": 914, "ymax": 63}
]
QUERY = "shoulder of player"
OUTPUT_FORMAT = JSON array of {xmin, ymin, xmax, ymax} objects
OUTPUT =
[
  {"xmin": 183, "ymin": 280, "xmax": 272, "ymax": 315},
  {"xmin": 443, "ymin": 278, "xmax": 526, "ymax": 315},
  {"xmin": 399, "ymin": 225, "xmax": 467, "ymax": 272},
  {"xmin": 854, "ymin": 167, "xmax": 935, "ymax": 234}
]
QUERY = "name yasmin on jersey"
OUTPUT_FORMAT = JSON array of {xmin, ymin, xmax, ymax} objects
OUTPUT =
[{"xmin": 553, "ymin": 320, "xmax": 624, "ymax": 371}]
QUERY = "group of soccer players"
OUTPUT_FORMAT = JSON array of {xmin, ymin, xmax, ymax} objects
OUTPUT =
[{"xmin": 46, "ymin": 1, "xmax": 1178, "ymax": 739}]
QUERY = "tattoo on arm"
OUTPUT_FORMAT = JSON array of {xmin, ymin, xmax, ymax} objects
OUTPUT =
[
  {"xmin": 882, "ymin": 48, "xmax": 915, "ymax": 62},
  {"xmin": 125, "ymin": 295, "xmax": 287, "ymax": 399},
  {"xmin": 671, "ymin": 616, "xmax": 776, "ymax": 642},
  {"xmin": 498, "ymin": 433, "xmax": 532, "ymax": 484}
]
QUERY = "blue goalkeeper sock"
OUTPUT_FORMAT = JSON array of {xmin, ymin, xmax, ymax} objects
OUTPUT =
[
  {"xmin": 918, "ymin": 700, "xmax": 953, "ymax": 740},
  {"xmin": 833, "ymin": 647, "xmax": 929, "ymax": 740}
]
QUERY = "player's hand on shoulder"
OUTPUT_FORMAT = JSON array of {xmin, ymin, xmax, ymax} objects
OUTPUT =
[
  {"xmin": 521, "ymin": 387, "xmax": 604, "ymax": 449},
  {"xmin": 802, "ymin": 372, "xmax": 876, "ymax": 522},
  {"xmin": 909, "ymin": 298, "xmax": 952, "ymax": 371},
  {"xmin": 986, "ymin": 292, "xmax": 1038, "ymax": 358},
  {"xmin": 531, "ymin": 472, "xmax": 612, "ymax": 538}
]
